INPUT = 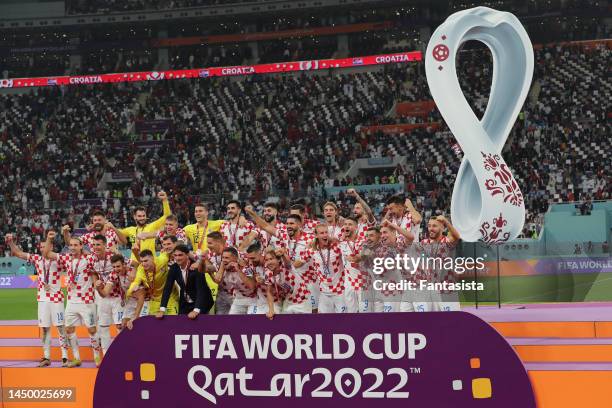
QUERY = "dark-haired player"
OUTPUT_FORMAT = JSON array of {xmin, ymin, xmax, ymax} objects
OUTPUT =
[
  {"xmin": 385, "ymin": 195, "xmax": 422, "ymax": 241},
  {"xmin": 221, "ymin": 200, "xmax": 254, "ymax": 249}
]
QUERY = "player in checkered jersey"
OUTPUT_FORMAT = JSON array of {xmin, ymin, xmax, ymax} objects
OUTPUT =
[
  {"xmin": 200, "ymin": 231, "xmax": 233, "ymax": 314},
  {"xmin": 262, "ymin": 248, "xmax": 292, "ymax": 320},
  {"xmin": 244, "ymin": 209, "xmax": 316, "ymax": 312},
  {"xmin": 221, "ymin": 200, "xmax": 254, "ymax": 249},
  {"xmin": 305, "ymin": 224, "xmax": 347, "ymax": 314},
  {"xmin": 136, "ymin": 214, "xmax": 188, "ymax": 247},
  {"xmin": 88, "ymin": 234, "xmax": 122, "ymax": 359},
  {"xmin": 213, "ymin": 247, "xmax": 257, "ymax": 315},
  {"xmin": 339, "ymin": 217, "xmax": 368, "ymax": 313},
  {"xmin": 385, "ymin": 195, "xmax": 423, "ymax": 242},
  {"xmin": 420, "ymin": 215, "xmax": 461, "ymax": 312},
  {"xmin": 240, "ymin": 202, "xmax": 287, "ymax": 251},
  {"xmin": 346, "ymin": 189, "xmax": 376, "ymax": 240},
  {"xmin": 242, "ymin": 242, "xmax": 269, "ymax": 314},
  {"xmin": 63, "ymin": 209, "xmax": 122, "ymax": 251},
  {"xmin": 5, "ymin": 234, "xmax": 69, "ymax": 367},
  {"xmin": 101, "ymin": 254, "xmax": 147, "ymax": 331},
  {"xmin": 289, "ymin": 203, "xmax": 318, "ymax": 235},
  {"xmin": 42, "ymin": 231, "xmax": 103, "ymax": 368},
  {"xmin": 322, "ymin": 202, "xmax": 344, "ymax": 240}
]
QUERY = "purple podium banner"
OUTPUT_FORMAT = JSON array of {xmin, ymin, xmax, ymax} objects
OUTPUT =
[
  {"xmin": 535, "ymin": 257, "xmax": 612, "ymax": 274},
  {"xmin": 94, "ymin": 313, "xmax": 535, "ymax": 408},
  {"xmin": 0, "ymin": 275, "xmax": 37, "ymax": 289}
]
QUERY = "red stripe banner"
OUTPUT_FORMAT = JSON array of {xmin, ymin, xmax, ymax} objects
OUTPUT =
[
  {"xmin": 360, "ymin": 122, "xmax": 441, "ymax": 134},
  {"xmin": 0, "ymin": 51, "xmax": 421, "ymax": 89}
]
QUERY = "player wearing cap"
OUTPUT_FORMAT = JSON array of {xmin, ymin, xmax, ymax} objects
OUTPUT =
[
  {"xmin": 6, "ymin": 234, "xmax": 69, "ymax": 367},
  {"xmin": 42, "ymin": 231, "xmax": 102, "ymax": 368}
]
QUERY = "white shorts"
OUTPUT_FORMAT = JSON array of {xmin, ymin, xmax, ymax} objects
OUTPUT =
[
  {"xmin": 97, "ymin": 297, "xmax": 124, "ymax": 326},
  {"xmin": 38, "ymin": 301, "xmax": 65, "ymax": 327},
  {"xmin": 309, "ymin": 282, "xmax": 320, "ymax": 310},
  {"xmin": 229, "ymin": 297, "xmax": 257, "ymax": 315},
  {"xmin": 65, "ymin": 302, "xmax": 97, "ymax": 328},
  {"xmin": 282, "ymin": 299, "xmax": 312, "ymax": 314},
  {"xmin": 246, "ymin": 299, "xmax": 268, "ymax": 315},
  {"xmin": 215, "ymin": 290, "xmax": 233, "ymax": 315},
  {"xmin": 381, "ymin": 302, "xmax": 401, "ymax": 313},
  {"xmin": 123, "ymin": 299, "xmax": 149, "ymax": 320},
  {"xmin": 317, "ymin": 293, "xmax": 347, "ymax": 314},
  {"xmin": 250, "ymin": 302, "xmax": 282, "ymax": 315}
]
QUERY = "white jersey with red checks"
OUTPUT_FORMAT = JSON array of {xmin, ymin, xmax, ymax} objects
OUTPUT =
[
  {"xmin": 92, "ymin": 251, "xmax": 121, "ymax": 298},
  {"xmin": 244, "ymin": 262, "xmax": 267, "ymax": 303},
  {"xmin": 57, "ymin": 253, "xmax": 96, "ymax": 304},
  {"xmin": 109, "ymin": 269, "xmax": 129, "ymax": 303},
  {"xmin": 221, "ymin": 220, "xmax": 255, "ymax": 249},
  {"xmin": 389, "ymin": 212, "xmax": 419, "ymax": 242},
  {"xmin": 264, "ymin": 266, "xmax": 296, "ymax": 303},
  {"xmin": 357, "ymin": 218, "xmax": 376, "ymax": 240},
  {"xmin": 29, "ymin": 254, "xmax": 64, "ymax": 303},
  {"xmin": 224, "ymin": 268, "xmax": 257, "ymax": 299},
  {"xmin": 340, "ymin": 236, "xmax": 366, "ymax": 291},
  {"xmin": 280, "ymin": 230, "xmax": 314, "ymax": 281},
  {"xmin": 256, "ymin": 223, "xmax": 288, "ymax": 249},
  {"xmin": 302, "ymin": 218, "xmax": 319, "ymax": 235},
  {"xmin": 157, "ymin": 228, "xmax": 188, "ymax": 243},
  {"xmin": 326, "ymin": 221, "xmax": 343, "ymax": 240},
  {"xmin": 420, "ymin": 236, "xmax": 458, "ymax": 293},
  {"xmin": 80, "ymin": 229, "xmax": 119, "ymax": 251},
  {"xmin": 306, "ymin": 242, "xmax": 345, "ymax": 295}
]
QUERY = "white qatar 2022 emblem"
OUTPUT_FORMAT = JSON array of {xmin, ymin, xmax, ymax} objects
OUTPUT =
[{"xmin": 425, "ymin": 7, "xmax": 534, "ymax": 243}]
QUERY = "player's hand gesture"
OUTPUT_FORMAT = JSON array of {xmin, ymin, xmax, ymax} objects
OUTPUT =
[
  {"xmin": 266, "ymin": 309, "xmax": 275, "ymax": 320},
  {"xmin": 293, "ymin": 259, "xmax": 305, "ymax": 268},
  {"xmin": 126, "ymin": 319, "xmax": 134, "ymax": 330},
  {"xmin": 188, "ymin": 310, "xmax": 199, "ymax": 320},
  {"xmin": 157, "ymin": 191, "xmax": 168, "ymax": 201},
  {"xmin": 238, "ymin": 215, "xmax": 247, "ymax": 228},
  {"xmin": 47, "ymin": 231, "xmax": 57, "ymax": 241},
  {"xmin": 346, "ymin": 188, "xmax": 357, "ymax": 197},
  {"xmin": 436, "ymin": 215, "xmax": 449, "ymax": 225},
  {"xmin": 155, "ymin": 311, "xmax": 164, "ymax": 320},
  {"xmin": 4, "ymin": 234, "xmax": 13, "ymax": 244},
  {"xmin": 95, "ymin": 280, "xmax": 104, "ymax": 290},
  {"xmin": 381, "ymin": 219, "xmax": 392, "ymax": 228},
  {"xmin": 244, "ymin": 205, "xmax": 255, "ymax": 215},
  {"xmin": 61, "ymin": 225, "xmax": 71, "ymax": 233}
]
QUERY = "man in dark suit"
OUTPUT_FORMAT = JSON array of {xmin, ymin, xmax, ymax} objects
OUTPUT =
[{"xmin": 156, "ymin": 244, "xmax": 214, "ymax": 319}]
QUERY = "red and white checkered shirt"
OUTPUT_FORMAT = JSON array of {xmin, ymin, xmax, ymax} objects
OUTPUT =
[
  {"xmin": 92, "ymin": 251, "xmax": 120, "ymax": 298},
  {"xmin": 340, "ymin": 236, "xmax": 367, "ymax": 291},
  {"xmin": 29, "ymin": 254, "xmax": 64, "ymax": 303},
  {"xmin": 221, "ymin": 220, "xmax": 255, "ymax": 249},
  {"xmin": 256, "ymin": 223, "xmax": 288, "ymax": 249},
  {"xmin": 244, "ymin": 262, "xmax": 267, "ymax": 303},
  {"xmin": 301, "ymin": 218, "xmax": 319, "ymax": 235},
  {"xmin": 81, "ymin": 229, "xmax": 119, "ymax": 251},
  {"xmin": 306, "ymin": 242, "xmax": 345, "ymax": 295},
  {"xmin": 264, "ymin": 266, "xmax": 309, "ymax": 303},
  {"xmin": 57, "ymin": 253, "xmax": 96, "ymax": 304},
  {"xmin": 279, "ymin": 230, "xmax": 314, "ymax": 281},
  {"xmin": 224, "ymin": 267, "xmax": 257, "ymax": 299},
  {"xmin": 389, "ymin": 212, "xmax": 419, "ymax": 242},
  {"xmin": 420, "ymin": 236, "xmax": 458, "ymax": 293},
  {"xmin": 157, "ymin": 228, "xmax": 188, "ymax": 243},
  {"xmin": 357, "ymin": 218, "xmax": 376, "ymax": 240},
  {"xmin": 327, "ymin": 221, "xmax": 343, "ymax": 240}
]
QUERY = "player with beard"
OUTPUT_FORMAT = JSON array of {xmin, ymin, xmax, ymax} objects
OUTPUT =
[
  {"xmin": 339, "ymin": 217, "xmax": 368, "ymax": 313},
  {"xmin": 322, "ymin": 202, "xmax": 344, "ymax": 240},
  {"xmin": 6, "ymin": 234, "xmax": 69, "ymax": 367},
  {"xmin": 240, "ymin": 202, "xmax": 287, "ymax": 251},
  {"xmin": 200, "ymin": 231, "xmax": 232, "ymax": 314},
  {"xmin": 244, "ymin": 208, "xmax": 316, "ymax": 312},
  {"xmin": 420, "ymin": 216, "xmax": 461, "ymax": 312},
  {"xmin": 218, "ymin": 247, "xmax": 257, "ymax": 315},
  {"xmin": 385, "ymin": 195, "xmax": 422, "ymax": 242},
  {"xmin": 101, "ymin": 254, "xmax": 146, "ymax": 330},
  {"xmin": 306, "ymin": 224, "xmax": 346, "ymax": 314},
  {"xmin": 289, "ymin": 203, "xmax": 318, "ymax": 235},
  {"xmin": 116, "ymin": 191, "xmax": 171, "ymax": 256},
  {"xmin": 346, "ymin": 189, "xmax": 376, "ymax": 240},
  {"xmin": 221, "ymin": 200, "xmax": 254, "ymax": 249},
  {"xmin": 209, "ymin": 247, "xmax": 244, "ymax": 314},
  {"xmin": 243, "ymin": 242, "xmax": 268, "ymax": 314},
  {"xmin": 184, "ymin": 203, "xmax": 224, "ymax": 305},
  {"xmin": 137, "ymin": 214, "xmax": 188, "ymax": 246},
  {"xmin": 63, "ymin": 210, "xmax": 122, "ymax": 251},
  {"xmin": 42, "ymin": 231, "xmax": 102, "ymax": 367},
  {"xmin": 89, "ymin": 235, "xmax": 122, "ymax": 360}
]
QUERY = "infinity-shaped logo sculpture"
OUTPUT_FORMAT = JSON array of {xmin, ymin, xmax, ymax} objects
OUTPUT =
[{"xmin": 425, "ymin": 7, "xmax": 534, "ymax": 243}]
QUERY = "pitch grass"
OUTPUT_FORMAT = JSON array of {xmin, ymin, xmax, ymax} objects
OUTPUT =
[{"xmin": 0, "ymin": 273, "xmax": 611, "ymax": 320}]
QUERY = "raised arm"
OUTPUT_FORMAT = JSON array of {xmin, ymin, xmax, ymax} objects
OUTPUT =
[
  {"xmin": 5, "ymin": 234, "xmax": 29, "ymax": 260},
  {"xmin": 347, "ymin": 189, "xmax": 375, "ymax": 223},
  {"xmin": 61, "ymin": 225, "xmax": 72, "ymax": 246},
  {"xmin": 405, "ymin": 198, "xmax": 422, "ymax": 225},
  {"xmin": 382, "ymin": 219, "xmax": 415, "ymax": 245},
  {"xmin": 437, "ymin": 216, "xmax": 461, "ymax": 243},
  {"xmin": 106, "ymin": 222, "xmax": 127, "ymax": 245},
  {"xmin": 148, "ymin": 191, "xmax": 171, "ymax": 232},
  {"xmin": 244, "ymin": 205, "xmax": 276, "ymax": 236},
  {"xmin": 42, "ymin": 231, "xmax": 59, "ymax": 260}
]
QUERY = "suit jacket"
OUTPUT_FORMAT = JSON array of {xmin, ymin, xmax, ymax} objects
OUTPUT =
[{"xmin": 160, "ymin": 263, "xmax": 213, "ymax": 314}]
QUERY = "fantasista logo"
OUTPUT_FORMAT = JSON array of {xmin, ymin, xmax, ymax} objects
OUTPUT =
[{"xmin": 93, "ymin": 313, "xmax": 535, "ymax": 407}]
